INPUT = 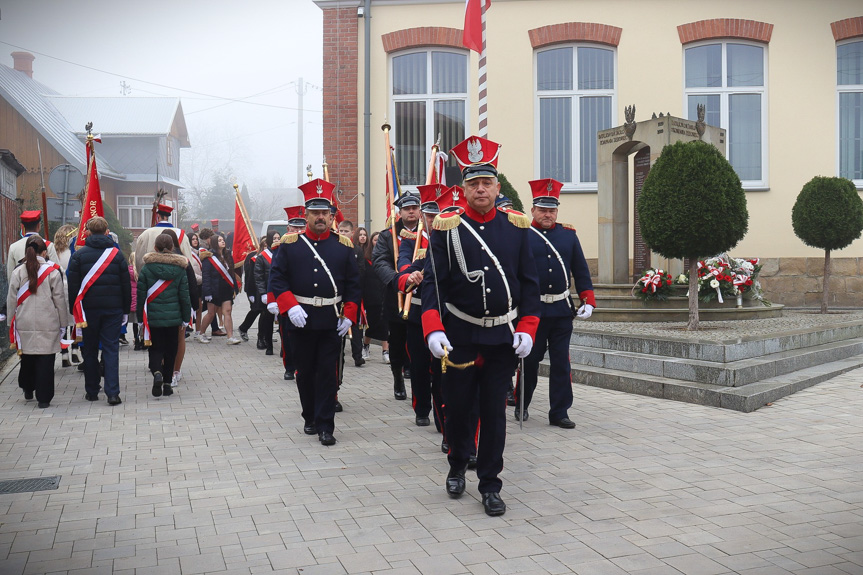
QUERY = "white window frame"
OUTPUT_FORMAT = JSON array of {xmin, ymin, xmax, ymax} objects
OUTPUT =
[
  {"xmin": 683, "ymin": 40, "xmax": 769, "ymax": 190},
  {"xmin": 836, "ymin": 39, "xmax": 863, "ymax": 189},
  {"xmin": 117, "ymin": 195, "xmax": 168, "ymax": 229},
  {"xmin": 388, "ymin": 48, "xmax": 470, "ymax": 191},
  {"xmin": 533, "ymin": 44, "xmax": 618, "ymax": 193}
]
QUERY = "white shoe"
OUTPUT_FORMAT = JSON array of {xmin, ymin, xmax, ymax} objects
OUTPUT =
[
  {"xmin": 172, "ymin": 371, "xmax": 181, "ymax": 387},
  {"xmin": 197, "ymin": 334, "xmax": 210, "ymax": 344},
  {"xmin": 226, "ymin": 336, "xmax": 242, "ymax": 345},
  {"xmin": 382, "ymin": 350, "xmax": 390, "ymax": 364},
  {"xmin": 362, "ymin": 344, "xmax": 370, "ymax": 360}
]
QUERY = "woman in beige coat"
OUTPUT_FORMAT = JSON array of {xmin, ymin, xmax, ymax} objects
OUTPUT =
[{"xmin": 6, "ymin": 236, "xmax": 71, "ymax": 408}]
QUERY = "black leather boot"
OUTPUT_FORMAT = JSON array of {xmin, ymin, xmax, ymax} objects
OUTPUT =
[{"xmin": 393, "ymin": 372, "xmax": 407, "ymax": 400}]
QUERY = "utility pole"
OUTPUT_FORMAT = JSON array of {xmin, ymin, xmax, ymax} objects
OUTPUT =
[{"xmin": 296, "ymin": 77, "xmax": 306, "ymax": 186}]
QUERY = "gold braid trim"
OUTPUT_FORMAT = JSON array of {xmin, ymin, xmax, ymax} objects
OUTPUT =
[
  {"xmin": 338, "ymin": 235, "xmax": 354, "ymax": 248},
  {"xmin": 416, "ymin": 248, "xmax": 427, "ymax": 260},
  {"xmin": 560, "ymin": 223, "xmax": 577, "ymax": 231},
  {"xmin": 507, "ymin": 211, "xmax": 530, "ymax": 229},
  {"xmin": 432, "ymin": 213, "xmax": 461, "ymax": 230},
  {"xmin": 282, "ymin": 233, "xmax": 299, "ymax": 244},
  {"xmin": 399, "ymin": 229, "xmax": 417, "ymax": 240}
]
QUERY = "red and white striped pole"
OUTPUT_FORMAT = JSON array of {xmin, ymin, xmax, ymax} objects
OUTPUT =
[{"xmin": 478, "ymin": 1, "xmax": 488, "ymax": 138}]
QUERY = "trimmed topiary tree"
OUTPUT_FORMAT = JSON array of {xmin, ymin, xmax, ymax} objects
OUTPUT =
[
  {"xmin": 637, "ymin": 140, "xmax": 748, "ymax": 330},
  {"xmin": 791, "ymin": 176, "xmax": 863, "ymax": 313}
]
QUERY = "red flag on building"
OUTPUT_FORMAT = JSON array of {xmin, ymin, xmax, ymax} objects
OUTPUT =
[
  {"xmin": 463, "ymin": 0, "xmax": 491, "ymax": 53},
  {"xmin": 75, "ymin": 131, "xmax": 104, "ymax": 247},
  {"xmin": 231, "ymin": 192, "xmax": 257, "ymax": 270}
]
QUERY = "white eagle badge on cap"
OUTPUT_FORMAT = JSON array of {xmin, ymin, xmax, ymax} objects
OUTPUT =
[
  {"xmin": 467, "ymin": 138, "xmax": 483, "ymax": 163},
  {"xmin": 316, "ymin": 182, "xmax": 323, "ymax": 195}
]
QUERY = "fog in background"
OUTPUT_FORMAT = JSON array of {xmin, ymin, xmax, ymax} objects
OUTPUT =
[{"xmin": 0, "ymin": 0, "xmax": 324, "ymax": 220}]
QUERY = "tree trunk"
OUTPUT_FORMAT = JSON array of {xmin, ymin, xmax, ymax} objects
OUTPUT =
[
  {"xmin": 687, "ymin": 257, "xmax": 699, "ymax": 331},
  {"xmin": 822, "ymin": 249, "xmax": 831, "ymax": 314}
]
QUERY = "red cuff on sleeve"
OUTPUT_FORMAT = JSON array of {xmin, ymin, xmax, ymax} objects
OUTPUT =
[
  {"xmin": 515, "ymin": 315, "xmax": 539, "ymax": 341},
  {"xmin": 266, "ymin": 292, "xmax": 275, "ymax": 303},
  {"xmin": 422, "ymin": 309, "xmax": 445, "ymax": 340},
  {"xmin": 397, "ymin": 273, "xmax": 410, "ymax": 293},
  {"xmin": 343, "ymin": 302, "xmax": 359, "ymax": 324},
  {"xmin": 276, "ymin": 291, "xmax": 298, "ymax": 314},
  {"xmin": 398, "ymin": 263, "xmax": 410, "ymax": 272},
  {"xmin": 578, "ymin": 289, "xmax": 597, "ymax": 308}
]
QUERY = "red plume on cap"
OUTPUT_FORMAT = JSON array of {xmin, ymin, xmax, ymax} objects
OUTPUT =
[
  {"xmin": 20, "ymin": 210, "xmax": 42, "ymax": 223},
  {"xmin": 299, "ymin": 178, "xmax": 336, "ymax": 208},
  {"xmin": 450, "ymin": 136, "xmax": 501, "ymax": 170}
]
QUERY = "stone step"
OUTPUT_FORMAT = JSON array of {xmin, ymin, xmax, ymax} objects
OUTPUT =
[
  {"xmin": 590, "ymin": 305, "xmax": 785, "ymax": 322},
  {"xmin": 595, "ymin": 295, "xmax": 765, "ymax": 309},
  {"xmin": 572, "ymin": 320, "xmax": 863, "ymax": 361},
  {"xmin": 539, "ymin": 353, "xmax": 863, "ymax": 412},
  {"xmin": 570, "ymin": 337, "xmax": 863, "ymax": 387}
]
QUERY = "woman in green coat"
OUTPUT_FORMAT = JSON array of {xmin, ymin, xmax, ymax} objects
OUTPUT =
[{"xmin": 137, "ymin": 235, "xmax": 190, "ymax": 398}]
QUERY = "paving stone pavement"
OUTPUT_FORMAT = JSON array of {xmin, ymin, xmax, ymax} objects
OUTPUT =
[{"xmin": 1, "ymin": 300, "xmax": 862, "ymax": 574}]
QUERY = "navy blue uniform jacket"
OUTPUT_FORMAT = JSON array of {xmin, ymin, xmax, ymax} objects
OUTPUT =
[
  {"xmin": 268, "ymin": 229, "xmax": 360, "ymax": 330},
  {"xmin": 396, "ymin": 232, "xmax": 429, "ymax": 325},
  {"xmin": 420, "ymin": 206, "xmax": 541, "ymax": 346},
  {"xmin": 528, "ymin": 222, "xmax": 595, "ymax": 318}
]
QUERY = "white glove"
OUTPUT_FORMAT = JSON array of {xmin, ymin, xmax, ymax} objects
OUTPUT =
[
  {"xmin": 261, "ymin": 294, "xmax": 268, "ymax": 304},
  {"xmin": 576, "ymin": 303, "xmax": 594, "ymax": 320},
  {"xmin": 267, "ymin": 302, "xmax": 280, "ymax": 316},
  {"xmin": 0, "ymin": 313, "xmax": 6, "ymax": 322},
  {"xmin": 249, "ymin": 296, "xmax": 255, "ymax": 303},
  {"xmin": 427, "ymin": 331, "xmax": 452, "ymax": 359},
  {"xmin": 513, "ymin": 332, "xmax": 533, "ymax": 359},
  {"xmin": 122, "ymin": 314, "xmax": 128, "ymax": 325},
  {"xmin": 288, "ymin": 304, "xmax": 308, "ymax": 328},
  {"xmin": 204, "ymin": 295, "xmax": 213, "ymax": 302},
  {"xmin": 337, "ymin": 317, "xmax": 352, "ymax": 337}
]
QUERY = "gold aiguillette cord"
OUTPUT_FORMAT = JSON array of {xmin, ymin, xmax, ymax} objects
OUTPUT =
[{"xmin": 441, "ymin": 350, "xmax": 474, "ymax": 374}]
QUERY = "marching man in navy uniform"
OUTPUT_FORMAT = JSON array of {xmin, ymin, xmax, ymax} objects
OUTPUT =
[
  {"xmin": 267, "ymin": 180, "xmax": 360, "ymax": 446},
  {"xmin": 516, "ymin": 178, "xmax": 596, "ymax": 429},
  {"xmin": 421, "ymin": 136, "xmax": 541, "ymax": 516}
]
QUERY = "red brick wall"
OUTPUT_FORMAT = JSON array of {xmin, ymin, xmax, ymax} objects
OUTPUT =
[
  {"xmin": 831, "ymin": 17, "xmax": 863, "ymax": 41},
  {"xmin": 677, "ymin": 19, "xmax": 773, "ymax": 44},
  {"xmin": 529, "ymin": 23, "xmax": 622, "ymax": 49},
  {"xmin": 322, "ymin": 6, "xmax": 360, "ymax": 226},
  {"xmin": 382, "ymin": 27, "xmax": 463, "ymax": 53}
]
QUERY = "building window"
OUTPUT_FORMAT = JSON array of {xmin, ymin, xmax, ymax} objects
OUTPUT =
[
  {"xmin": 0, "ymin": 164, "xmax": 15, "ymax": 199},
  {"xmin": 117, "ymin": 196, "xmax": 158, "ymax": 229},
  {"xmin": 390, "ymin": 49, "xmax": 468, "ymax": 186},
  {"xmin": 684, "ymin": 41, "xmax": 767, "ymax": 188},
  {"xmin": 838, "ymin": 40, "xmax": 863, "ymax": 185},
  {"xmin": 535, "ymin": 45, "xmax": 615, "ymax": 189},
  {"xmin": 166, "ymin": 137, "xmax": 174, "ymax": 167}
]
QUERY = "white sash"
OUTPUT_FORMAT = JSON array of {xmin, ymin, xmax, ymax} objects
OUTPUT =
[
  {"xmin": 298, "ymin": 235, "xmax": 340, "ymax": 315},
  {"xmin": 142, "ymin": 278, "xmax": 172, "ymax": 344}
]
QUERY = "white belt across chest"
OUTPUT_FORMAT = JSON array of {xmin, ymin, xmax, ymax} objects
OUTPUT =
[
  {"xmin": 445, "ymin": 302, "xmax": 518, "ymax": 328},
  {"xmin": 541, "ymin": 290, "xmax": 570, "ymax": 304},
  {"xmin": 294, "ymin": 295, "xmax": 342, "ymax": 307},
  {"xmin": 411, "ymin": 295, "xmax": 422, "ymax": 306}
]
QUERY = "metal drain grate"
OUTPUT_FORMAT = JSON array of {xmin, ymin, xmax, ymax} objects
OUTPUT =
[{"xmin": 0, "ymin": 476, "xmax": 61, "ymax": 494}]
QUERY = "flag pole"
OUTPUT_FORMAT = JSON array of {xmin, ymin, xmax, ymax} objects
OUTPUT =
[
  {"xmin": 382, "ymin": 120, "xmax": 403, "ymax": 312},
  {"xmin": 402, "ymin": 134, "xmax": 439, "ymax": 318},
  {"xmin": 478, "ymin": 1, "xmax": 488, "ymax": 138}
]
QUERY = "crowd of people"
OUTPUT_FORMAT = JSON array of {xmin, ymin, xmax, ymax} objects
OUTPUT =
[{"xmin": 3, "ymin": 134, "xmax": 597, "ymax": 517}]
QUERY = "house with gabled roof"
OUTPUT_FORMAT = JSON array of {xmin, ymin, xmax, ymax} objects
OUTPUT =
[{"xmin": 0, "ymin": 51, "xmax": 190, "ymax": 235}]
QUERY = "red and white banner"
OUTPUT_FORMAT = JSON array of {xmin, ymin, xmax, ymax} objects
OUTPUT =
[
  {"xmin": 142, "ymin": 278, "xmax": 173, "ymax": 345},
  {"xmin": 76, "ymin": 135, "xmax": 104, "ymax": 248},
  {"xmin": 463, "ymin": 0, "xmax": 491, "ymax": 53}
]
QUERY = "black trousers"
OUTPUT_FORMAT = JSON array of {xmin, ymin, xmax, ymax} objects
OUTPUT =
[
  {"xmin": 293, "ymin": 328, "xmax": 340, "ymax": 434},
  {"xmin": 258, "ymin": 310, "xmax": 274, "ymax": 351},
  {"xmin": 405, "ymin": 322, "xmax": 433, "ymax": 418},
  {"xmin": 19, "ymin": 353, "xmax": 55, "ymax": 404},
  {"xmin": 387, "ymin": 319, "xmax": 409, "ymax": 377},
  {"xmin": 519, "ymin": 316, "xmax": 574, "ymax": 421},
  {"xmin": 279, "ymin": 315, "xmax": 295, "ymax": 371},
  {"xmin": 349, "ymin": 323, "xmax": 364, "ymax": 361},
  {"xmin": 238, "ymin": 309, "xmax": 261, "ymax": 335},
  {"xmin": 148, "ymin": 325, "xmax": 179, "ymax": 385},
  {"xmin": 444, "ymin": 343, "xmax": 512, "ymax": 494}
]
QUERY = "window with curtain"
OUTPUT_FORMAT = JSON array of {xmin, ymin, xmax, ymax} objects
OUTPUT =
[
  {"xmin": 117, "ymin": 196, "xmax": 158, "ymax": 229},
  {"xmin": 535, "ymin": 45, "xmax": 615, "ymax": 188},
  {"xmin": 684, "ymin": 41, "xmax": 767, "ymax": 187},
  {"xmin": 391, "ymin": 49, "xmax": 468, "ymax": 186},
  {"xmin": 838, "ymin": 40, "xmax": 863, "ymax": 185}
]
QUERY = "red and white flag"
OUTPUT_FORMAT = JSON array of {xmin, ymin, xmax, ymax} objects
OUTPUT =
[
  {"xmin": 463, "ymin": 0, "xmax": 491, "ymax": 53},
  {"xmin": 76, "ymin": 135, "xmax": 104, "ymax": 247}
]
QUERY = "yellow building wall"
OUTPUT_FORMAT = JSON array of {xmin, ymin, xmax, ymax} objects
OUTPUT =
[{"xmin": 358, "ymin": 0, "xmax": 863, "ymax": 260}]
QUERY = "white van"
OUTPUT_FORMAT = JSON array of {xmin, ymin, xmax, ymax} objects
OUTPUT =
[{"xmin": 260, "ymin": 220, "xmax": 288, "ymax": 238}]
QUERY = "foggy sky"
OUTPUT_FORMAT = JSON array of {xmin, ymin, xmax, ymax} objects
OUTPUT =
[{"xmin": 0, "ymin": 0, "xmax": 324, "ymax": 193}]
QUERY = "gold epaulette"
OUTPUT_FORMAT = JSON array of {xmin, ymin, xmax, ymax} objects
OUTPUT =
[
  {"xmin": 505, "ymin": 209, "xmax": 530, "ymax": 229},
  {"xmin": 416, "ymin": 248, "xmax": 427, "ymax": 260},
  {"xmin": 283, "ymin": 233, "xmax": 299, "ymax": 244},
  {"xmin": 271, "ymin": 239, "xmax": 281, "ymax": 247},
  {"xmin": 433, "ymin": 210, "xmax": 462, "ymax": 231},
  {"xmin": 561, "ymin": 223, "xmax": 577, "ymax": 232},
  {"xmin": 338, "ymin": 234, "xmax": 354, "ymax": 248},
  {"xmin": 399, "ymin": 228, "xmax": 417, "ymax": 240}
]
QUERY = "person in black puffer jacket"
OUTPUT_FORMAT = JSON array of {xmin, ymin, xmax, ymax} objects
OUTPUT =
[
  {"xmin": 253, "ymin": 231, "xmax": 280, "ymax": 355},
  {"xmin": 137, "ymin": 234, "xmax": 190, "ymax": 397},
  {"xmin": 237, "ymin": 236, "xmax": 267, "ymax": 345},
  {"xmin": 67, "ymin": 216, "xmax": 131, "ymax": 405}
]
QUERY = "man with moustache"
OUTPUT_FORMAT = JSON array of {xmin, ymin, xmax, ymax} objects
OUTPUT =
[{"xmin": 267, "ymin": 180, "xmax": 360, "ymax": 446}]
